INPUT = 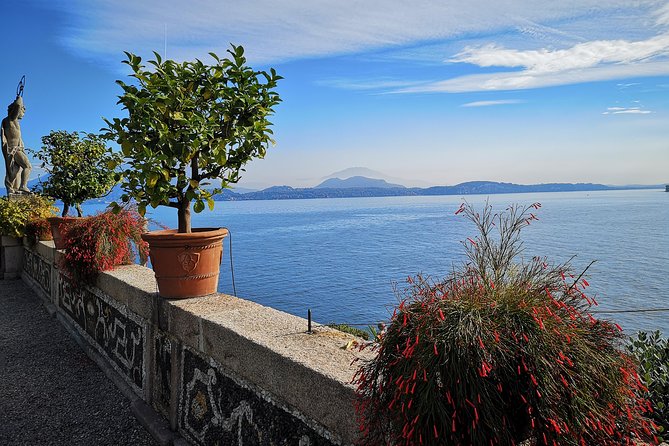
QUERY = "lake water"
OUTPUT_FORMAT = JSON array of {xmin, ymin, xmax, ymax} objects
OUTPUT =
[{"xmin": 84, "ymin": 189, "xmax": 669, "ymax": 335}]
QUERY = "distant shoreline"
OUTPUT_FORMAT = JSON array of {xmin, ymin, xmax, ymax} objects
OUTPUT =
[
  {"xmin": 5, "ymin": 180, "xmax": 665, "ymax": 203},
  {"xmin": 212, "ymin": 181, "xmax": 664, "ymax": 202}
]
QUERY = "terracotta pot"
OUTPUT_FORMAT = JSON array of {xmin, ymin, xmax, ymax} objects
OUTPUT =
[
  {"xmin": 47, "ymin": 216, "xmax": 80, "ymax": 249},
  {"xmin": 141, "ymin": 228, "xmax": 228, "ymax": 299}
]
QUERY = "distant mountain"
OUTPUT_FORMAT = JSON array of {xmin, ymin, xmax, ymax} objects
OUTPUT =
[
  {"xmin": 421, "ymin": 181, "xmax": 615, "ymax": 196},
  {"xmin": 229, "ymin": 186, "xmax": 258, "ymax": 194},
  {"xmin": 211, "ymin": 181, "xmax": 663, "ymax": 201},
  {"xmin": 5, "ymin": 179, "xmax": 664, "ymax": 204},
  {"xmin": 212, "ymin": 184, "xmax": 411, "ymax": 201},
  {"xmin": 321, "ymin": 167, "xmax": 389, "ymax": 181},
  {"xmin": 315, "ymin": 176, "xmax": 405, "ymax": 189},
  {"xmin": 320, "ymin": 167, "xmax": 432, "ymax": 188}
]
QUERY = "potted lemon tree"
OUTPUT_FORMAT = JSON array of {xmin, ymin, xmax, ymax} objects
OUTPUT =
[
  {"xmin": 104, "ymin": 46, "xmax": 281, "ymax": 298},
  {"xmin": 33, "ymin": 131, "xmax": 119, "ymax": 248}
]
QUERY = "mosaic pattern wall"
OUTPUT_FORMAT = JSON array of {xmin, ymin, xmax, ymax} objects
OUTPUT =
[
  {"xmin": 58, "ymin": 275, "xmax": 145, "ymax": 390},
  {"xmin": 154, "ymin": 330, "xmax": 173, "ymax": 416},
  {"xmin": 22, "ymin": 249, "xmax": 51, "ymax": 296},
  {"xmin": 19, "ymin": 245, "xmax": 349, "ymax": 445},
  {"xmin": 179, "ymin": 348, "xmax": 337, "ymax": 446}
]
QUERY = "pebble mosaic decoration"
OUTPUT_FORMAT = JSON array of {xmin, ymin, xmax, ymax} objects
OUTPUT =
[
  {"xmin": 23, "ymin": 248, "xmax": 51, "ymax": 296},
  {"xmin": 179, "ymin": 348, "xmax": 338, "ymax": 446},
  {"xmin": 58, "ymin": 275, "xmax": 145, "ymax": 390}
]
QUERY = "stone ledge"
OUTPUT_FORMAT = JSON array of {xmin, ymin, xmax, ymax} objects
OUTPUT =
[
  {"xmin": 29, "ymin": 242, "xmax": 368, "ymax": 444},
  {"xmin": 169, "ymin": 294, "xmax": 371, "ymax": 443},
  {"xmin": 95, "ymin": 264, "xmax": 158, "ymax": 320},
  {"xmin": 34, "ymin": 240, "xmax": 56, "ymax": 262}
]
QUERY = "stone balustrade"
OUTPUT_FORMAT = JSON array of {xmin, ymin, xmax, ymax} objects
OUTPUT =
[{"xmin": 18, "ymin": 240, "xmax": 370, "ymax": 445}]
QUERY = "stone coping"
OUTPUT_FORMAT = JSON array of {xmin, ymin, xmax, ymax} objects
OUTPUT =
[{"xmin": 34, "ymin": 240, "xmax": 371, "ymax": 443}]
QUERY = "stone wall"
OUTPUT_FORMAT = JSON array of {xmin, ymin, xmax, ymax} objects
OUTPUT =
[
  {"xmin": 1, "ymin": 236, "xmax": 24, "ymax": 279},
  {"xmin": 19, "ymin": 240, "xmax": 369, "ymax": 445}
]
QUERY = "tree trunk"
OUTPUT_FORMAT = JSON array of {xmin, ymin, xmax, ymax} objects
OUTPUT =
[
  {"xmin": 75, "ymin": 204, "xmax": 83, "ymax": 217},
  {"xmin": 62, "ymin": 203, "xmax": 70, "ymax": 217},
  {"xmin": 177, "ymin": 200, "xmax": 191, "ymax": 233}
]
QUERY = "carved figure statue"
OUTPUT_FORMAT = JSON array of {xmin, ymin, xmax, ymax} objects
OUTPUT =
[{"xmin": 1, "ymin": 95, "xmax": 32, "ymax": 194}]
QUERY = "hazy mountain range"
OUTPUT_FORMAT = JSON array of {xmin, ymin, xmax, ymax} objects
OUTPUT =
[
  {"xmin": 212, "ymin": 179, "xmax": 663, "ymax": 201},
  {"xmin": 2, "ymin": 172, "xmax": 665, "ymax": 203}
]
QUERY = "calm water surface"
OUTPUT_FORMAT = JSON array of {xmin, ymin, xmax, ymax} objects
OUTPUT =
[{"xmin": 86, "ymin": 189, "xmax": 669, "ymax": 334}]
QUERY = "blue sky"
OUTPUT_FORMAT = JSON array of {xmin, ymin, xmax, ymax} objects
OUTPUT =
[{"xmin": 2, "ymin": 0, "xmax": 668, "ymax": 189}]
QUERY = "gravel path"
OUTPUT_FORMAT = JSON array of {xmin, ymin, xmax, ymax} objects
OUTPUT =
[{"xmin": 0, "ymin": 279, "xmax": 158, "ymax": 446}]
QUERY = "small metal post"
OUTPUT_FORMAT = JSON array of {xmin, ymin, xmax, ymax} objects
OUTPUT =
[{"xmin": 307, "ymin": 309, "xmax": 312, "ymax": 334}]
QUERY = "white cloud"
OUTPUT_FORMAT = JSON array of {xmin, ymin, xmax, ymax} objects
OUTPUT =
[
  {"xmin": 602, "ymin": 106, "xmax": 652, "ymax": 114},
  {"xmin": 655, "ymin": 2, "xmax": 669, "ymax": 25},
  {"xmin": 461, "ymin": 100, "xmax": 524, "ymax": 107},
  {"xmin": 389, "ymin": 31, "xmax": 667, "ymax": 93},
  {"xmin": 46, "ymin": 0, "xmax": 659, "ymax": 64},
  {"xmin": 449, "ymin": 34, "xmax": 669, "ymax": 73},
  {"xmin": 41, "ymin": 0, "xmax": 669, "ymax": 94},
  {"xmin": 397, "ymin": 60, "xmax": 669, "ymax": 93}
]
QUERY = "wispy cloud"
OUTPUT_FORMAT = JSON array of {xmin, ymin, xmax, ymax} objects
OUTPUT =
[
  {"xmin": 317, "ymin": 78, "xmax": 426, "ymax": 91},
  {"xmin": 48, "ymin": 0, "xmax": 661, "ymax": 65},
  {"xmin": 602, "ymin": 106, "xmax": 652, "ymax": 114},
  {"xmin": 461, "ymin": 100, "xmax": 524, "ymax": 107},
  {"xmin": 397, "ymin": 60, "xmax": 669, "ymax": 93},
  {"xmin": 449, "ymin": 34, "xmax": 669, "ymax": 74},
  {"xmin": 43, "ymin": 0, "xmax": 669, "ymax": 95},
  {"xmin": 394, "ymin": 27, "xmax": 669, "ymax": 93},
  {"xmin": 655, "ymin": 2, "xmax": 669, "ymax": 25}
]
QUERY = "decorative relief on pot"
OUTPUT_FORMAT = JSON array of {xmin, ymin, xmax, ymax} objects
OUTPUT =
[{"xmin": 178, "ymin": 251, "xmax": 200, "ymax": 273}]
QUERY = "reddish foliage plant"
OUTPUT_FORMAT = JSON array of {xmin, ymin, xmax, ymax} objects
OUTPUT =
[
  {"xmin": 25, "ymin": 218, "xmax": 53, "ymax": 246},
  {"xmin": 60, "ymin": 208, "xmax": 149, "ymax": 284},
  {"xmin": 353, "ymin": 202, "xmax": 658, "ymax": 446}
]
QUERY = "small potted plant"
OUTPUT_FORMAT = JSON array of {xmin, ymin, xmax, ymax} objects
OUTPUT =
[
  {"xmin": 104, "ymin": 46, "xmax": 281, "ymax": 298},
  {"xmin": 24, "ymin": 217, "xmax": 54, "ymax": 247},
  {"xmin": 59, "ymin": 206, "xmax": 149, "ymax": 285},
  {"xmin": 32, "ymin": 130, "xmax": 120, "ymax": 249},
  {"xmin": 0, "ymin": 194, "xmax": 57, "ymax": 278}
]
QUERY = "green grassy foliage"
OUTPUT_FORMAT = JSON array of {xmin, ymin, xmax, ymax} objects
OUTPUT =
[{"xmin": 629, "ymin": 330, "xmax": 669, "ymax": 441}]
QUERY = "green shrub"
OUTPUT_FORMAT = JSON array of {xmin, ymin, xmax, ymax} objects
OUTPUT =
[
  {"xmin": 328, "ymin": 323, "xmax": 371, "ymax": 340},
  {"xmin": 0, "ymin": 195, "xmax": 57, "ymax": 238},
  {"xmin": 354, "ymin": 202, "xmax": 657, "ymax": 446},
  {"xmin": 629, "ymin": 330, "xmax": 669, "ymax": 441},
  {"xmin": 32, "ymin": 130, "xmax": 119, "ymax": 217}
]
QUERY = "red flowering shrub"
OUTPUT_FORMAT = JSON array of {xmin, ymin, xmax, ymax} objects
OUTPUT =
[
  {"xmin": 60, "ymin": 207, "xmax": 149, "ymax": 284},
  {"xmin": 25, "ymin": 218, "xmax": 54, "ymax": 246},
  {"xmin": 354, "ymin": 202, "xmax": 658, "ymax": 446}
]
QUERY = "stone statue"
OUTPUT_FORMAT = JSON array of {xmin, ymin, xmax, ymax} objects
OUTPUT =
[{"xmin": 1, "ymin": 95, "xmax": 32, "ymax": 194}]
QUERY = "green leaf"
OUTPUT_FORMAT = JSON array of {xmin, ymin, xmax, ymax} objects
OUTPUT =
[
  {"xmin": 193, "ymin": 200, "xmax": 204, "ymax": 213},
  {"xmin": 147, "ymin": 172, "xmax": 159, "ymax": 188}
]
